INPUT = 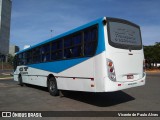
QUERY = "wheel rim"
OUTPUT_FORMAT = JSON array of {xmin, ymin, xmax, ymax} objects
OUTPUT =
[{"xmin": 49, "ymin": 81, "xmax": 56, "ymax": 92}]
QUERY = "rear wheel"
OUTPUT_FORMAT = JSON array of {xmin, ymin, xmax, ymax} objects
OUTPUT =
[
  {"xmin": 48, "ymin": 77, "xmax": 59, "ymax": 96},
  {"xmin": 18, "ymin": 75, "xmax": 24, "ymax": 86}
]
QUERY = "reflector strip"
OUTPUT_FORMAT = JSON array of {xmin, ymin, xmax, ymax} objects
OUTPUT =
[
  {"xmin": 91, "ymin": 78, "xmax": 94, "ymax": 81},
  {"xmin": 54, "ymin": 76, "xmax": 94, "ymax": 80},
  {"xmin": 91, "ymin": 84, "xmax": 94, "ymax": 87}
]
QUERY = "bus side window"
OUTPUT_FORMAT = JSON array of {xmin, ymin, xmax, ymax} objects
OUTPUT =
[
  {"xmin": 84, "ymin": 43, "xmax": 97, "ymax": 56},
  {"xmin": 41, "ymin": 47, "xmax": 45, "ymax": 62},
  {"xmin": 72, "ymin": 46, "xmax": 81, "ymax": 57},
  {"xmin": 64, "ymin": 48, "xmax": 72, "ymax": 58},
  {"xmin": 26, "ymin": 50, "xmax": 32, "ymax": 64},
  {"xmin": 72, "ymin": 34, "xmax": 82, "ymax": 57},
  {"xmin": 18, "ymin": 54, "xmax": 22, "ymax": 65},
  {"xmin": 64, "ymin": 37, "xmax": 72, "ymax": 59},
  {"xmin": 72, "ymin": 34, "xmax": 81, "ymax": 45},
  {"xmin": 32, "ymin": 48, "xmax": 41, "ymax": 63},
  {"xmin": 41, "ymin": 44, "xmax": 51, "ymax": 62},
  {"xmin": 51, "ymin": 40, "xmax": 63, "ymax": 60},
  {"xmin": 84, "ymin": 28, "xmax": 97, "ymax": 56},
  {"xmin": 42, "ymin": 55, "xmax": 46, "ymax": 62},
  {"xmin": 64, "ymin": 33, "xmax": 82, "ymax": 59},
  {"xmin": 51, "ymin": 51, "xmax": 63, "ymax": 60},
  {"xmin": 64, "ymin": 38, "xmax": 72, "ymax": 48}
]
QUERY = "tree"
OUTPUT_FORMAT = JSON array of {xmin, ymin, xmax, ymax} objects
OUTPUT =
[
  {"xmin": 155, "ymin": 42, "xmax": 160, "ymax": 46},
  {"xmin": 144, "ymin": 42, "xmax": 160, "ymax": 68},
  {"xmin": 154, "ymin": 42, "xmax": 160, "ymax": 67},
  {"xmin": 8, "ymin": 54, "xmax": 14, "ymax": 65}
]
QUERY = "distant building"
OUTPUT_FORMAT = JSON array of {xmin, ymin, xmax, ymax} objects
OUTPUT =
[
  {"xmin": 9, "ymin": 45, "xmax": 20, "ymax": 56},
  {"xmin": 0, "ymin": 0, "xmax": 12, "ymax": 61}
]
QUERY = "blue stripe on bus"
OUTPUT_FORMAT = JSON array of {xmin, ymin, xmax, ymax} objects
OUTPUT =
[
  {"xmin": 28, "ymin": 57, "xmax": 89, "ymax": 73},
  {"xmin": 96, "ymin": 21, "xmax": 105, "ymax": 54}
]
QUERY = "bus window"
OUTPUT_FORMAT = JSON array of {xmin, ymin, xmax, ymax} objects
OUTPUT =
[
  {"xmin": 18, "ymin": 53, "xmax": 23, "ymax": 65},
  {"xmin": 52, "ymin": 40, "xmax": 62, "ymax": 51},
  {"xmin": 72, "ymin": 46, "xmax": 81, "ymax": 57},
  {"xmin": 51, "ymin": 40, "xmax": 63, "ymax": 60},
  {"xmin": 64, "ymin": 38, "xmax": 72, "ymax": 48},
  {"xmin": 51, "ymin": 51, "xmax": 62, "ymax": 60},
  {"xmin": 72, "ymin": 34, "xmax": 82, "ymax": 45},
  {"xmin": 41, "ymin": 44, "xmax": 51, "ymax": 62},
  {"xmin": 64, "ymin": 48, "xmax": 72, "ymax": 58},
  {"xmin": 64, "ymin": 33, "xmax": 82, "ymax": 59},
  {"xmin": 22, "ymin": 52, "xmax": 27, "ymax": 65},
  {"xmin": 26, "ymin": 50, "xmax": 32, "ymax": 64},
  {"xmin": 33, "ymin": 48, "xmax": 41, "ymax": 63},
  {"xmin": 84, "ymin": 28, "xmax": 97, "ymax": 56},
  {"xmin": 84, "ymin": 42, "xmax": 96, "ymax": 56}
]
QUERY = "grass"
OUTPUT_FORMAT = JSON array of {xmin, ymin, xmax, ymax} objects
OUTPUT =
[
  {"xmin": 0, "ymin": 75, "xmax": 12, "ymax": 78},
  {"xmin": 146, "ymin": 68, "xmax": 160, "ymax": 72}
]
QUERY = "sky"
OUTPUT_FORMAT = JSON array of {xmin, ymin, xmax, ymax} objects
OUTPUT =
[{"xmin": 10, "ymin": 0, "xmax": 160, "ymax": 50}]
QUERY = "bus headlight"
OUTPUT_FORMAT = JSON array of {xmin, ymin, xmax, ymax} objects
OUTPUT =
[{"xmin": 107, "ymin": 59, "xmax": 116, "ymax": 81}]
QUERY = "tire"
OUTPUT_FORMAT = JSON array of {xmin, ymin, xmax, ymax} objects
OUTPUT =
[
  {"xmin": 18, "ymin": 75, "xmax": 24, "ymax": 86},
  {"xmin": 48, "ymin": 77, "xmax": 59, "ymax": 96}
]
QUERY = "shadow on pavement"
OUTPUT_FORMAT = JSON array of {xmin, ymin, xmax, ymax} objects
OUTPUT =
[
  {"xmin": 24, "ymin": 83, "xmax": 135, "ymax": 107},
  {"xmin": 61, "ymin": 90, "xmax": 135, "ymax": 107},
  {"xmin": 27, "ymin": 84, "xmax": 135, "ymax": 107},
  {"xmin": 24, "ymin": 84, "xmax": 48, "ymax": 92}
]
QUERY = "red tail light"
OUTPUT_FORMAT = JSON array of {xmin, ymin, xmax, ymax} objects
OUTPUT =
[
  {"xmin": 107, "ymin": 61, "xmax": 113, "ymax": 67},
  {"xmin": 107, "ymin": 59, "xmax": 116, "ymax": 81},
  {"xmin": 109, "ymin": 68, "xmax": 114, "ymax": 73}
]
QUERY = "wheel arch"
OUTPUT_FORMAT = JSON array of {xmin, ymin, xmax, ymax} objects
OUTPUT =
[
  {"xmin": 47, "ymin": 74, "xmax": 56, "ymax": 87},
  {"xmin": 18, "ymin": 73, "xmax": 23, "ymax": 86},
  {"xmin": 18, "ymin": 73, "xmax": 22, "ymax": 80}
]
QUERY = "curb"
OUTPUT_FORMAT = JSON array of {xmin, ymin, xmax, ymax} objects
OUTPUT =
[
  {"xmin": 146, "ymin": 71, "xmax": 160, "ymax": 73},
  {"xmin": 0, "ymin": 77, "xmax": 13, "ymax": 80},
  {"xmin": 1, "ymin": 73, "xmax": 12, "ymax": 75}
]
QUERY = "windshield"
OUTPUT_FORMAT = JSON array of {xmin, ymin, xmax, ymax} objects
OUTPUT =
[{"xmin": 107, "ymin": 18, "xmax": 142, "ymax": 50}]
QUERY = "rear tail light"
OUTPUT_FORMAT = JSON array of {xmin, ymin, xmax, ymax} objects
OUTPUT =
[
  {"xmin": 108, "ymin": 61, "xmax": 113, "ymax": 67},
  {"xmin": 109, "ymin": 68, "xmax": 114, "ymax": 73},
  {"xmin": 107, "ymin": 59, "xmax": 116, "ymax": 81}
]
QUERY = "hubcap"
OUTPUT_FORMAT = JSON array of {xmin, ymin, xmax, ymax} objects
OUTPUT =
[{"xmin": 49, "ymin": 81, "xmax": 56, "ymax": 92}]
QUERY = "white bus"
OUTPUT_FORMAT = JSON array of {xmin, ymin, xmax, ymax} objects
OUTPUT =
[{"xmin": 13, "ymin": 17, "xmax": 146, "ymax": 96}]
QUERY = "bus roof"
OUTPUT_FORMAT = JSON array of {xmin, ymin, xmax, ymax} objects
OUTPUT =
[{"xmin": 16, "ymin": 17, "xmax": 105, "ymax": 54}]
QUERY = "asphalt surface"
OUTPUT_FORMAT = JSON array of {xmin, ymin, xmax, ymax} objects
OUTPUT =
[{"xmin": 0, "ymin": 72, "xmax": 160, "ymax": 119}]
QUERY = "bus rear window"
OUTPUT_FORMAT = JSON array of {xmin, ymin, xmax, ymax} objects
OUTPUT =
[{"xmin": 108, "ymin": 20, "xmax": 142, "ymax": 50}]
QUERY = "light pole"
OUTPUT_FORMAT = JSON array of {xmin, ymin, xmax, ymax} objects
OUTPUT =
[{"xmin": 50, "ymin": 29, "xmax": 54, "ymax": 37}]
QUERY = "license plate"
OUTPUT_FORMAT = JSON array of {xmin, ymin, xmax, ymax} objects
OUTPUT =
[{"xmin": 127, "ymin": 75, "xmax": 134, "ymax": 79}]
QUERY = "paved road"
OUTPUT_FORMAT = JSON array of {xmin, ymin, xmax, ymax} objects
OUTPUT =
[{"xmin": 0, "ymin": 73, "xmax": 159, "ymax": 119}]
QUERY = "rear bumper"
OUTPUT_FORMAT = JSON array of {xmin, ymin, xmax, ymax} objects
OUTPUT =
[{"xmin": 105, "ymin": 72, "xmax": 146, "ymax": 92}]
